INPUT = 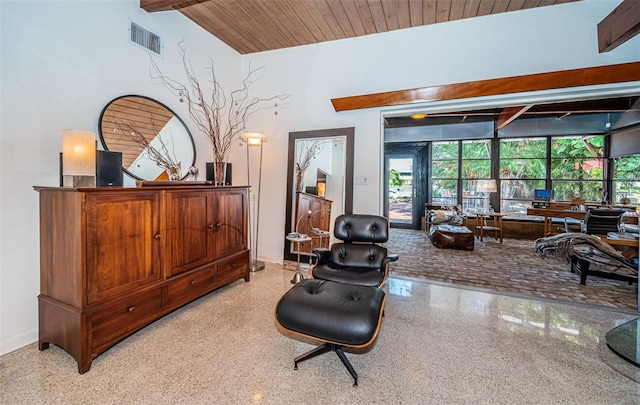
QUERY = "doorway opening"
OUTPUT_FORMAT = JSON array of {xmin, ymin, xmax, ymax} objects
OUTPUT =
[{"xmin": 384, "ymin": 143, "xmax": 428, "ymax": 229}]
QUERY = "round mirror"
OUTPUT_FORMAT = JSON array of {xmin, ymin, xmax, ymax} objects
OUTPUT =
[{"xmin": 98, "ymin": 95, "xmax": 196, "ymax": 181}]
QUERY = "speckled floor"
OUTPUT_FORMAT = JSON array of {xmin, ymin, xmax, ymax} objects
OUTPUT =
[{"xmin": 1, "ymin": 264, "xmax": 639, "ymax": 404}]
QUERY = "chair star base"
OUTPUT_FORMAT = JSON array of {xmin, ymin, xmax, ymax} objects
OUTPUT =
[{"xmin": 294, "ymin": 343, "xmax": 359, "ymax": 386}]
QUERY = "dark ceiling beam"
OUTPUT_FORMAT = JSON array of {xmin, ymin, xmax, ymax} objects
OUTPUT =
[
  {"xmin": 331, "ymin": 61, "xmax": 640, "ymax": 112},
  {"xmin": 140, "ymin": 0, "xmax": 190, "ymax": 12},
  {"xmin": 528, "ymin": 98, "xmax": 637, "ymax": 114},
  {"xmin": 598, "ymin": 0, "xmax": 640, "ymax": 53},
  {"xmin": 496, "ymin": 105, "xmax": 534, "ymax": 130}
]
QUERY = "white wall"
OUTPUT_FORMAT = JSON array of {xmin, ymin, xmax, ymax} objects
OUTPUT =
[
  {"xmin": 1, "ymin": 0, "xmax": 639, "ymax": 355},
  {"xmin": 0, "ymin": 0, "xmax": 241, "ymax": 355},
  {"xmin": 241, "ymin": 0, "xmax": 640, "ymax": 265}
]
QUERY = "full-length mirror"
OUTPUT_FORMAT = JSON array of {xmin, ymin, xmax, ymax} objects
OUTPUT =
[
  {"xmin": 98, "ymin": 95, "xmax": 196, "ymax": 181},
  {"xmin": 284, "ymin": 127, "xmax": 354, "ymax": 263}
]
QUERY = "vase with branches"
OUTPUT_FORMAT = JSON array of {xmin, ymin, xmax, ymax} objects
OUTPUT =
[
  {"xmin": 150, "ymin": 41, "xmax": 289, "ymax": 184},
  {"xmin": 295, "ymin": 139, "xmax": 329, "ymax": 192}
]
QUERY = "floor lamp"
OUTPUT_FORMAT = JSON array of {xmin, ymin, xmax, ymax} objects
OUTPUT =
[{"xmin": 242, "ymin": 132, "xmax": 267, "ymax": 272}]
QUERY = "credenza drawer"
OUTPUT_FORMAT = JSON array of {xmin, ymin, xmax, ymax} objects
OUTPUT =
[
  {"xmin": 217, "ymin": 251, "xmax": 249, "ymax": 283},
  {"xmin": 166, "ymin": 266, "xmax": 215, "ymax": 307},
  {"xmin": 91, "ymin": 288, "xmax": 162, "ymax": 350}
]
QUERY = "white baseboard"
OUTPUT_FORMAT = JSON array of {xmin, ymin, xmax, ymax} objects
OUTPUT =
[{"xmin": 1, "ymin": 329, "xmax": 37, "ymax": 356}]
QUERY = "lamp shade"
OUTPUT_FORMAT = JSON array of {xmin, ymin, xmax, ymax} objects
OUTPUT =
[
  {"xmin": 242, "ymin": 132, "xmax": 267, "ymax": 146},
  {"xmin": 62, "ymin": 129, "xmax": 96, "ymax": 176}
]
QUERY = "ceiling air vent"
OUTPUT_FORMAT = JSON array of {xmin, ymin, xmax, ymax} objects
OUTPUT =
[{"xmin": 129, "ymin": 21, "xmax": 163, "ymax": 56}]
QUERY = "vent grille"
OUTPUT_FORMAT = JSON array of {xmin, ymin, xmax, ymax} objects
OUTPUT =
[{"xmin": 129, "ymin": 21, "xmax": 162, "ymax": 56}]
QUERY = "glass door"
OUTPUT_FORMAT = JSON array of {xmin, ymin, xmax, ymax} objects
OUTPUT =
[{"xmin": 385, "ymin": 151, "xmax": 424, "ymax": 229}]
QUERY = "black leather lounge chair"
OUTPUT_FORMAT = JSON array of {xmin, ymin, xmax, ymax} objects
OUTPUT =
[{"xmin": 311, "ymin": 214, "xmax": 398, "ymax": 287}]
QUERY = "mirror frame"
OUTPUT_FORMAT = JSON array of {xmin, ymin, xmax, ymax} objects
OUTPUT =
[
  {"xmin": 98, "ymin": 95, "xmax": 196, "ymax": 181},
  {"xmin": 283, "ymin": 127, "xmax": 354, "ymax": 262}
]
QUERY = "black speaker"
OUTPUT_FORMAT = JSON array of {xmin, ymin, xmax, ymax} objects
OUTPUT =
[
  {"xmin": 206, "ymin": 162, "xmax": 232, "ymax": 185},
  {"xmin": 59, "ymin": 151, "xmax": 123, "ymax": 187},
  {"xmin": 96, "ymin": 150, "xmax": 123, "ymax": 186}
]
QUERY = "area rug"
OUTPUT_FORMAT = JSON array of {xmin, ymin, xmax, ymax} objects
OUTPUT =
[{"xmin": 386, "ymin": 228, "xmax": 638, "ymax": 311}]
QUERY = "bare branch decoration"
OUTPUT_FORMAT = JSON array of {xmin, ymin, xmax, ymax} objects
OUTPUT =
[
  {"xmin": 295, "ymin": 139, "xmax": 329, "ymax": 192},
  {"xmin": 149, "ymin": 41, "xmax": 290, "ymax": 165},
  {"xmin": 103, "ymin": 108, "xmax": 181, "ymax": 179}
]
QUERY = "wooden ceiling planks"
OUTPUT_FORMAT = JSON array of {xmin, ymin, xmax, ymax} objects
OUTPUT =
[
  {"xmin": 463, "ymin": 0, "xmax": 482, "ymax": 19},
  {"xmin": 326, "ymin": 0, "xmax": 357, "ymax": 38},
  {"xmin": 140, "ymin": 0, "xmax": 579, "ymax": 54},
  {"xmin": 409, "ymin": 0, "xmax": 423, "ymax": 26}
]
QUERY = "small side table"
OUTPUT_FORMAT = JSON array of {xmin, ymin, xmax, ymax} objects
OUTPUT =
[
  {"xmin": 311, "ymin": 228, "xmax": 331, "ymax": 249},
  {"xmin": 286, "ymin": 234, "xmax": 312, "ymax": 284}
]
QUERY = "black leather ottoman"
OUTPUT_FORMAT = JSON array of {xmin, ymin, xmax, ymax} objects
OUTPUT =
[
  {"xmin": 275, "ymin": 279, "xmax": 386, "ymax": 386},
  {"xmin": 429, "ymin": 224, "xmax": 474, "ymax": 250}
]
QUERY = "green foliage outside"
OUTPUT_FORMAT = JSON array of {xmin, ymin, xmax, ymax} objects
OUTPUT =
[
  {"xmin": 388, "ymin": 168, "xmax": 404, "ymax": 187},
  {"xmin": 431, "ymin": 136, "xmax": 640, "ymax": 210}
]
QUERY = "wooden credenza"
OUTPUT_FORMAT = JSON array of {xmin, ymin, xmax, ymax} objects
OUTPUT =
[
  {"xmin": 293, "ymin": 192, "xmax": 332, "ymax": 255},
  {"xmin": 35, "ymin": 185, "xmax": 250, "ymax": 373}
]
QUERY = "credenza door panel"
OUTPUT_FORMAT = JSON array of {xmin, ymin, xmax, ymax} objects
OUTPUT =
[
  {"xmin": 212, "ymin": 189, "xmax": 247, "ymax": 259},
  {"xmin": 165, "ymin": 191, "xmax": 216, "ymax": 277},
  {"xmin": 86, "ymin": 192, "xmax": 161, "ymax": 303}
]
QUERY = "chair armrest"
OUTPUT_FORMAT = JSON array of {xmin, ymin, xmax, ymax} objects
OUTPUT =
[
  {"xmin": 312, "ymin": 248, "xmax": 332, "ymax": 264},
  {"xmin": 382, "ymin": 254, "xmax": 399, "ymax": 266},
  {"xmin": 563, "ymin": 217, "xmax": 584, "ymax": 233}
]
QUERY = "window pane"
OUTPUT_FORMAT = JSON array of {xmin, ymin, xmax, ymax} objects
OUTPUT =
[
  {"xmin": 551, "ymin": 136, "xmax": 604, "ymax": 158},
  {"xmin": 501, "ymin": 200, "xmax": 532, "ymax": 216},
  {"xmin": 501, "ymin": 179, "xmax": 546, "ymax": 200},
  {"xmin": 613, "ymin": 155, "xmax": 640, "ymax": 178},
  {"xmin": 552, "ymin": 181, "xmax": 601, "ymax": 202},
  {"xmin": 462, "ymin": 140, "xmax": 490, "ymax": 159},
  {"xmin": 462, "ymin": 197, "xmax": 485, "ymax": 212},
  {"xmin": 432, "ymin": 179, "xmax": 457, "ymax": 205},
  {"xmin": 432, "ymin": 141, "xmax": 460, "ymax": 205},
  {"xmin": 613, "ymin": 181, "xmax": 640, "ymax": 205},
  {"xmin": 500, "ymin": 159, "xmax": 546, "ymax": 179},
  {"xmin": 461, "ymin": 179, "xmax": 488, "ymax": 212},
  {"xmin": 432, "ymin": 160, "xmax": 458, "ymax": 178},
  {"xmin": 613, "ymin": 155, "xmax": 640, "ymax": 204},
  {"xmin": 461, "ymin": 160, "xmax": 490, "ymax": 178},
  {"xmin": 551, "ymin": 158, "xmax": 603, "ymax": 180},
  {"xmin": 500, "ymin": 138, "xmax": 546, "ymax": 159},
  {"xmin": 433, "ymin": 142, "xmax": 458, "ymax": 159}
]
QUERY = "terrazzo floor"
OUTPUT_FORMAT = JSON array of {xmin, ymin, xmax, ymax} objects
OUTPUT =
[{"xmin": 2, "ymin": 264, "xmax": 639, "ymax": 404}]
